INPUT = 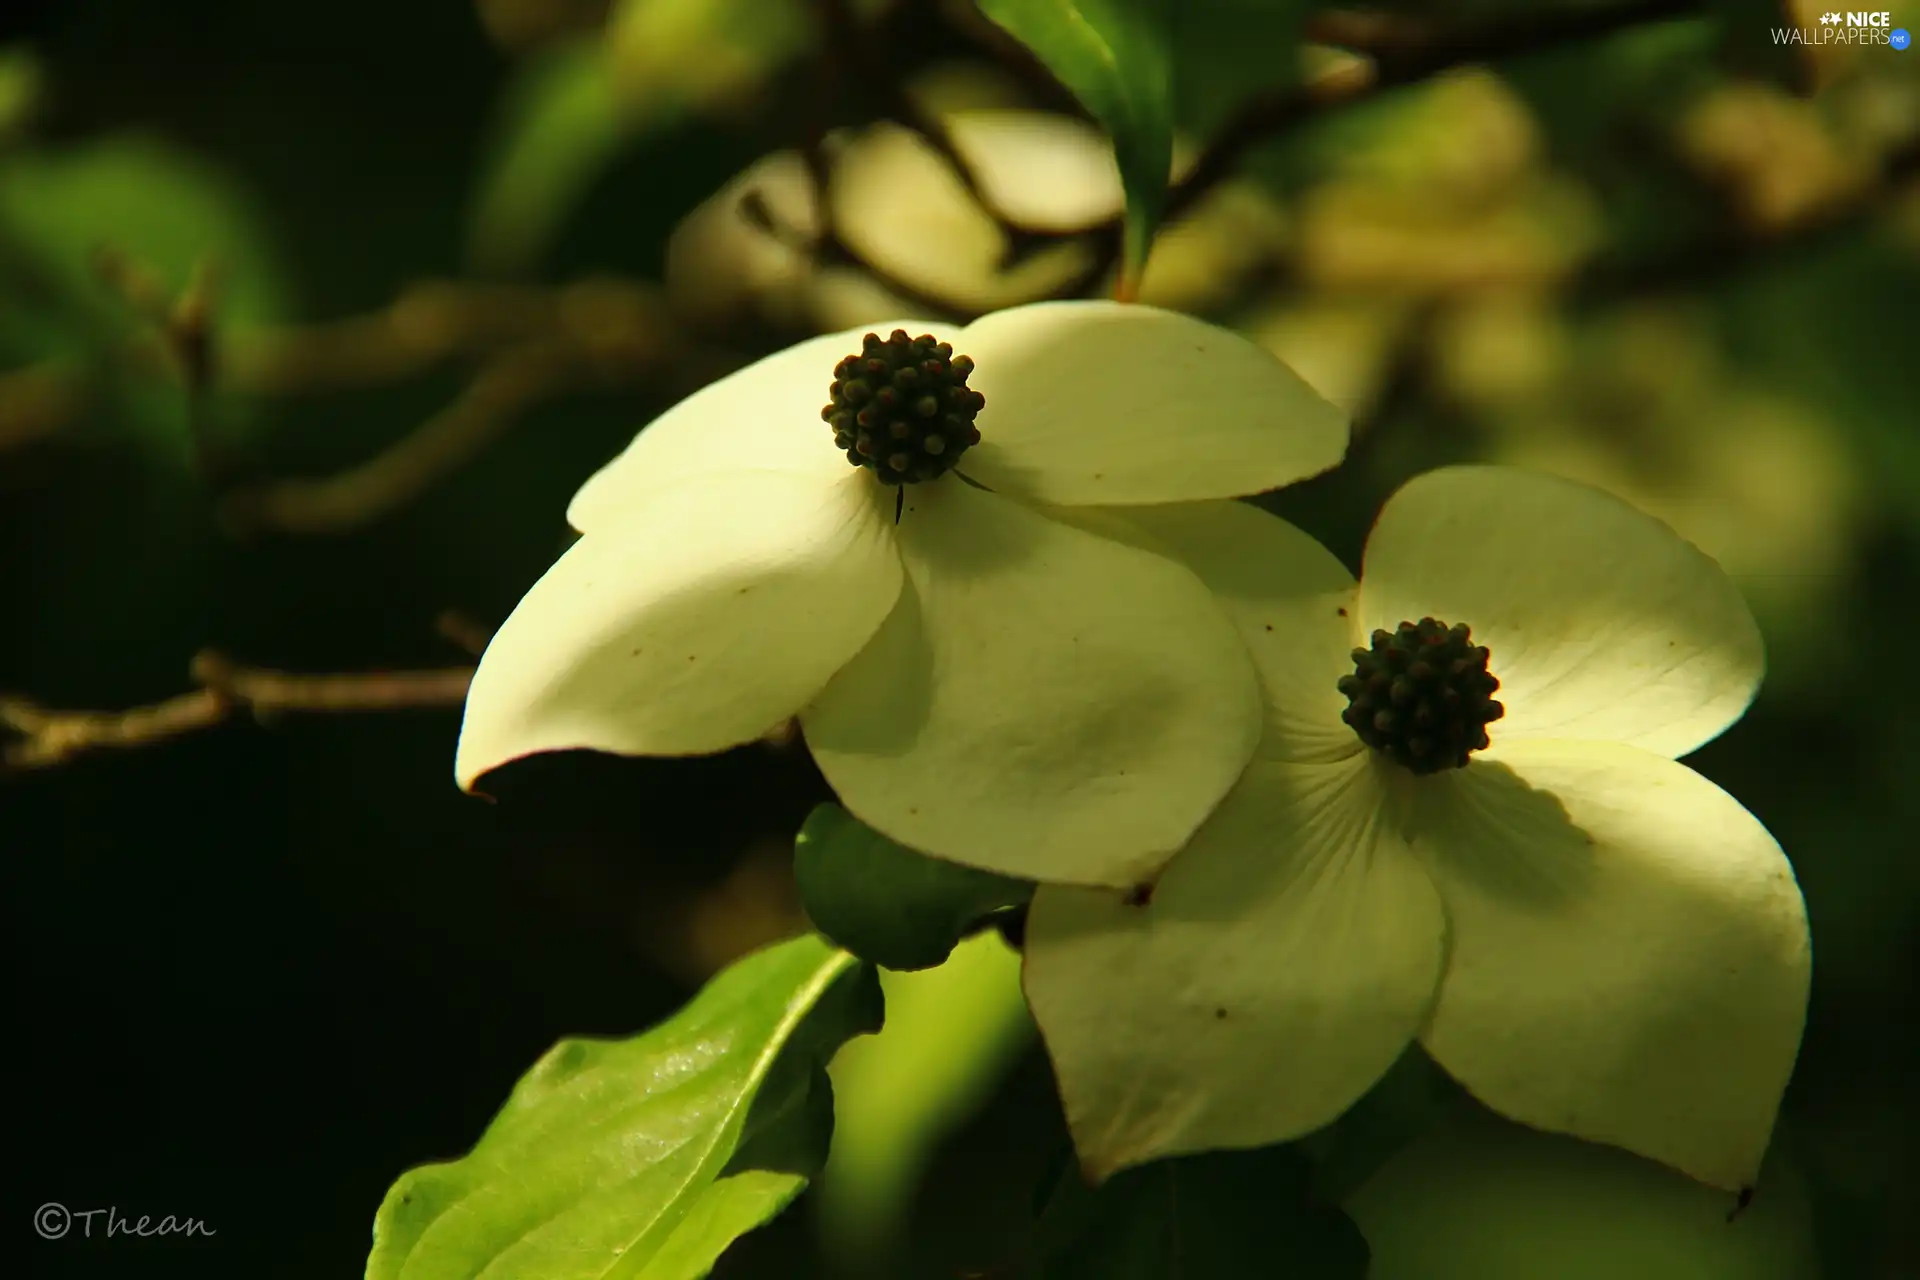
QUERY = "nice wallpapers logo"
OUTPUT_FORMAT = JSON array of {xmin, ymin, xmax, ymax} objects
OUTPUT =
[{"xmin": 1776, "ymin": 10, "xmax": 1912, "ymax": 46}]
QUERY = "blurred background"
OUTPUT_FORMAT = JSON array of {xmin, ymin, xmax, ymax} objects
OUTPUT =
[{"xmin": 4, "ymin": 0, "xmax": 1916, "ymax": 1276}]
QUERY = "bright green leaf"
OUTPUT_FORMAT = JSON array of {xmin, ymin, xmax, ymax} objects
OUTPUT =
[
  {"xmin": 974, "ymin": 0, "xmax": 1174, "ymax": 292},
  {"xmin": 793, "ymin": 803, "xmax": 1033, "ymax": 972},
  {"xmin": 1037, "ymin": 1143, "xmax": 1370, "ymax": 1279},
  {"xmin": 818, "ymin": 931, "xmax": 1034, "ymax": 1267},
  {"xmin": 366, "ymin": 933, "xmax": 880, "ymax": 1280}
]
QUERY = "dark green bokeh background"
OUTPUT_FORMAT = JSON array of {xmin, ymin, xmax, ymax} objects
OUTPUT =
[
  {"xmin": 4, "ymin": 3, "xmax": 801, "ymax": 1275},
  {"xmin": 6, "ymin": 1, "xmax": 1919, "ymax": 1276}
]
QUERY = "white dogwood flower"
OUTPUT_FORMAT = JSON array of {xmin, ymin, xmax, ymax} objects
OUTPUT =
[
  {"xmin": 1024, "ymin": 466, "xmax": 1810, "ymax": 1189},
  {"xmin": 456, "ymin": 301, "xmax": 1347, "ymax": 885}
]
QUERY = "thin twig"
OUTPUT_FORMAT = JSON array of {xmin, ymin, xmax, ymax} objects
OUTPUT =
[
  {"xmin": 810, "ymin": 148, "xmax": 978, "ymax": 320},
  {"xmin": 434, "ymin": 611, "xmax": 497, "ymax": 658},
  {"xmin": 218, "ymin": 341, "xmax": 580, "ymax": 534},
  {"xmin": 215, "ymin": 278, "xmax": 734, "ymax": 535},
  {"xmin": 735, "ymin": 0, "xmax": 1115, "ymax": 320},
  {"xmin": 221, "ymin": 280, "xmax": 591, "ymax": 395},
  {"xmin": 0, "ymin": 275, "xmax": 729, "ymax": 462},
  {"xmin": 774, "ymin": 50, "xmax": 999, "ymax": 321},
  {"xmin": 812, "ymin": 0, "xmax": 1008, "ymax": 224},
  {"xmin": 1, "ymin": 651, "xmax": 473, "ymax": 771}
]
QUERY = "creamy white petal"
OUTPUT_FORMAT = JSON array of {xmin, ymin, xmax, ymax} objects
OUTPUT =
[
  {"xmin": 566, "ymin": 321, "xmax": 932, "ymax": 532},
  {"xmin": 1117, "ymin": 500, "xmax": 1363, "ymax": 762},
  {"xmin": 956, "ymin": 301, "xmax": 1349, "ymax": 506},
  {"xmin": 1409, "ymin": 738, "xmax": 1810, "ymax": 1190},
  {"xmin": 802, "ymin": 477, "xmax": 1261, "ymax": 886},
  {"xmin": 1356, "ymin": 466, "xmax": 1764, "ymax": 759},
  {"xmin": 457, "ymin": 468, "xmax": 901, "ymax": 787},
  {"xmin": 1025, "ymin": 755, "xmax": 1444, "ymax": 1179}
]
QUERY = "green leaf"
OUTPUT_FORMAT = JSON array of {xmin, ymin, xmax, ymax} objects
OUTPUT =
[
  {"xmin": 818, "ymin": 931, "xmax": 1034, "ymax": 1266},
  {"xmin": 793, "ymin": 803, "xmax": 1033, "ymax": 971},
  {"xmin": 1037, "ymin": 1143, "xmax": 1370, "ymax": 1279},
  {"xmin": 366, "ymin": 933, "xmax": 881, "ymax": 1280},
  {"xmin": 974, "ymin": 0, "xmax": 1174, "ymax": 291},
  {"xmin": 467, "ymin": 41, "xmax": 636, "ymax": 275},
  {"xmin": 1168, "ymin": 0, "xmax": 1306, "ymax": 138},
  {"xmin": 470, "ymin": 0, "xmax": 820, "ymax": 274}
]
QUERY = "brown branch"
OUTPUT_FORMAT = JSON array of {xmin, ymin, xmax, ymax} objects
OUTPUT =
[
  {"xmin": 1, "ymin": 651, "xmax": 473, "ymax": 771},
  {"xmin": 218, "ymin": 341, "xmax": 580, "ymax": 534},
  {"xmin": 757, "ymin": 36, "xmax": 1007, "ymax": 324},
  {"xmin": 433, "ymin": 611, "xmax": 496, "ymax": 658},
  {"xmin": 0, "ymin": 275, "xmax": 736, "ymax": 517},
  {"xmin": 735, "ymin": 169, "xmax": 983, "ymax": 322},
  {"xmin": 220, "ymin": 279, "xmax": 594, "ymax": 396},
  {"xmin": 214, "ymin": 278, "xmax": 735, "ymax": 535}
]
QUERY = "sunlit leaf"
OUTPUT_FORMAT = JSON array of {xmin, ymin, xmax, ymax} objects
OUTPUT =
[
  {"xmin": 817, "ymin": 931, "xmax": 1034, "ymax": 1266},
  {"xmin": 793, "ymin": 802, "xmax": 1033, "ymax": 971},
  {"xmin": 974, "ymin": 0, "xmax": 1174, "ymax": 292},
  {"xmin": 366, "ymin": 933, "xmax": 880, "ymax": 1280}
]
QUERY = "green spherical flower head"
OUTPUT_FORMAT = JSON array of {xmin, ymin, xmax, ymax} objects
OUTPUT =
[
  {"xmin": 1338, "ymin": 617, "xmax": 1505, "ymax": 774},
  {"xmin": 820, "ymin": 329, "xmax": 985, "ymax": 485}
]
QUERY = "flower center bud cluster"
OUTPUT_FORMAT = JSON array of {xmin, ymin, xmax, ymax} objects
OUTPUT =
[
  {"xmin": 821, "ymin": 330, "xmax": 985, "ymax": 484},
  {"xmin": 1339, "ymin": 617, "xmax": 1504, "ymax": 774}
]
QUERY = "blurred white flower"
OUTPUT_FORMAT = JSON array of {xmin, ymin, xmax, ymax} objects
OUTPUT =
[
  {"xmin": 1248, "ymin": 296, "xmax": 1420, "ymax": 421},
  {"xmin": 666, "ymin": 97, "xmax": 1288, "ymax": 333},
  {"xmin": 1295, "ymin": 70, "xmax": 1602, "ymax": 295}
]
